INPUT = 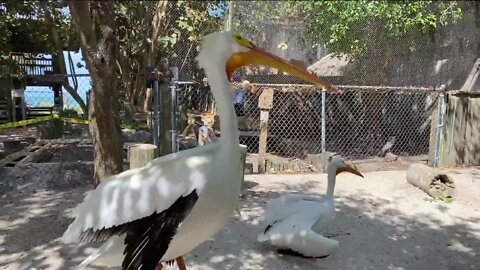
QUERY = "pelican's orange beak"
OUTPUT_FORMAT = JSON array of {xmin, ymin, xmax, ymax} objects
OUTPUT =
[{"xmin": 226, "ymin": 47, "xmax": 337, "ymax": 92}]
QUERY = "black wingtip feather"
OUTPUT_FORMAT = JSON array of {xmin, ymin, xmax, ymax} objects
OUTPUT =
[
  {"xmin": 278, "ymin": 248, "xmax": 330, "ymax": 259},
  {"xmin": 263, "ymin": 220, "xmax": 278, "ymax": 234},
  {"xmin": 122, "ymin": 190, "xmax": 199, "ymax": 270}
]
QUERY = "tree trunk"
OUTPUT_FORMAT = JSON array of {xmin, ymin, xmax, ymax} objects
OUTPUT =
[
  {"xmin": 142, "ymin": 1, "xmax": 168, "ymax": 112},
  {"xmin": 69, "ymin": 1, "xmax": 124, "ymax": 184},
  {"xmin": 132, "ymin": 61, "xmax": 146, "ymax": 111}
]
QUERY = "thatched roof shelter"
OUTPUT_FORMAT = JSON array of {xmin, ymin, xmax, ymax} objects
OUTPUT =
[{"xmin": 307, "ymin": 53, "xmax": 354, "ymax": 77}]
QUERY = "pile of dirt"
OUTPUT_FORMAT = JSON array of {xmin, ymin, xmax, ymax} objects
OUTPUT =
[
  {"xmin": 1, "ymin": 162, "xmax": 94, "ymax": 192},
  {"xmin": 37, "ymin": 143, "xmax": 93, "ymax": 163}
]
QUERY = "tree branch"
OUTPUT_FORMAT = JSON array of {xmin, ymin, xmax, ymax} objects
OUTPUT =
[
  {"xmin": 144, "ymin": 1, "xmax": 169, "ymax": 67},
  {"xmin": 69, "ymin": 0, "xmax": 124, "ymax": 181},
  {"xmin": 69, "ymin": 1, "xmax": 98, "ymax": 51},
  {"xmin": 41, "ymin": 2, "xmax": 88, "ymax": 115},
  {"xmin": 63, "ymin": 83, "xmax": 88, "ymax": 114},
  {"xmin": 151, "ymin": 1, "xmax": 168, "ymax": 46}
]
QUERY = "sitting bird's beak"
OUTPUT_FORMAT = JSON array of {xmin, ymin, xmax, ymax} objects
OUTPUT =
[
  {"xmin": 203, "ymin": 133, "xmax": 212, "ymax": 143},
  {"xmin": 336, "ymin": 163, "xmax": 364, "ymax": 178}
]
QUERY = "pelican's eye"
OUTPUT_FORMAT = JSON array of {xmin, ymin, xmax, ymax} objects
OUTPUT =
[{"xmin": 233, "ymin": 34, "xmax": 255, "ymax": 49}]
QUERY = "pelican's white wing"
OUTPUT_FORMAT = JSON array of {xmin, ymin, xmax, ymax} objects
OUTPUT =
[
  {"xmin": 260, "ymin": 193, "xmax": 326, "ymax": 227},
  {"xmin": 63, "ymin": 143, "xmax": 220, "ymax": 243},
  {"xmin": 257, "ymin": 206, "xmax": 338, "ymax": 258}
]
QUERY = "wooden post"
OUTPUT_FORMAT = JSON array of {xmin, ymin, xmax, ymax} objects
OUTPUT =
[
  {"xmin": 427, "ymin": 95, "xmax": 439, "ymax": 166},
  {"xmin": 159, "ymin": 63, "xmax": 173, "ymax": 156},
  {"xmin": 427, "ymin": 86, "xmax": 446, "ymax": 167},
  {"xmin": 129, "ymin": 143, "xmax": 157, "ymax": 169},
  {"xmin": 258, "ymin": 112, "xmax": 268, "ymax": 173},
  {"xmin": 0, "ymin": 76, "xmax": 12, "ymax": 123},
  {"xmin": 239, "ymin": 144, "xmax": 248, "ymax": 196},
  {"xmin": 257, "ymin": 88, "xmax": 274, "ymax": 173},
  {"xmin": 53, "ymin": 83, "xmax": 63, "ymax": 113}
]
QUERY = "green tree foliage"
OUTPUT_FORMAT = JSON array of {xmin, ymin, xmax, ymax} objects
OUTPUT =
[
  {"xmin": 232, "ymin": 1, "xmax": 462, "ymax": 57},
  {"xmin": 115, "ymin": 1, "xmax": 221, "ymax": 63},
  {"xmin": 114, "ymin": 1, "xmax": 223, "ymax": 110},
  {"xmin": 296, "ymin": 1, "xmax": 463, "ymax": 58},
  {"xmin": 0, "ymin": 1, "xmax": 76, "ymax": 57},
  {"xmin": 231, "ymin": 1, "xmax": 465, "ymax": 84},
  {"xmin": 0, "ymin": 0, "xmax": 86, "ymax": 113}
]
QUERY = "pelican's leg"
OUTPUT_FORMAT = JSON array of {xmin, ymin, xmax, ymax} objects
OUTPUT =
[{"xmin": 175, "ymin": 256, "xmax": 187, "ymax": 270}]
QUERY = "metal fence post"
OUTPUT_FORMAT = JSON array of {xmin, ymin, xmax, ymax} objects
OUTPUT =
[
  {"xmin": 433, "ymin": 88, "xmax": 445, "ymax": 167},
  {"xmin": 170, "ymin": 67, "xmax": 179, "ymax": 153},
  {"xmin": 152, "ymin": 68, "xmax": 160, "ymax": 157},
  {"xmin": 321, "ymin": 87, "xmax": 326, "ymax": 172}
]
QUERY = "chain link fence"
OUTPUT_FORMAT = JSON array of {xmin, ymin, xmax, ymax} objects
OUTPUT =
[
  {"xmin": 171, "ymin": 81, "xmax": 438, "ymax": 171},
  {"xmin": 169, "ymin": 1, "xmax": 475, "ymax": 172},
  {"xmin": 3, "ymin": 75, "xmax": 91, "ymax": 123},
  {"xmin": 261, "ymin": 85, "xmax": 436, "ymax": 159},
  {"xmin": 0, "ymin": 73, "xmax": 91, "ymax": 156},
  {"xmin": 1, "ymin": 1, "xmax": 478, "ymax": 175}
]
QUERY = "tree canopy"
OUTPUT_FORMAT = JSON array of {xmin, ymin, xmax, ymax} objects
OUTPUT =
[
  {"xmin": 114, "ymin": 1, "xmax": 223, "ymax": 74},
  {"xmin": 1, "ymin": 0, "xmax": 225, "ymax": 112},
  {"xmin": 113, "ymin": 1, "xmax": 223, "ymax": 110},
  {"xmin": 297, "ymin": 1, "xmax": 463, "ymax": 57},
  {"xmin": 231, "ymin": 1, "xmax": 463, "ymax": 58},
  {"xmin": 230, "ymin": 1, "xmax": 476, "ymax": 86},
  {"xmin": 0, "ymin": 0, "xmax": 77, "ymax": 57}
]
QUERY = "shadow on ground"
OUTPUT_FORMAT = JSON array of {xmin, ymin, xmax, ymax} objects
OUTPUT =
[
  {"xmin": 0, "ymin": 182, "xmax": 102, "ymax": 270},
  {"xmin": 186, "ymin": 178, "xmax": 480, "ymax": 270},
  {"xmin": 0, "ymin": 173, "xmax": 479, "ymax": 270}
]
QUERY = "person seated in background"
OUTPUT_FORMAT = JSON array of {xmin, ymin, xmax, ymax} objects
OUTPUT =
[
  {"xmin": 232, "ymin": 80, "xmax": 251, "ymax": 117},
  {"xmin": 195, "ymin": 77, "xmax": 211, "ymax": 111}
]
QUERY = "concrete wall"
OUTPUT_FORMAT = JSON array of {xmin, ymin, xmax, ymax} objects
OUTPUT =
[{"xmin": 440, "ymin": 92, "xmax": 480, "ymax": 167}]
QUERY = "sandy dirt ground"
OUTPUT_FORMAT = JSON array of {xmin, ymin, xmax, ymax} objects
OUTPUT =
[{"xmin": 1, "ymin": 167, "xmax": 479, "ymax": 270}]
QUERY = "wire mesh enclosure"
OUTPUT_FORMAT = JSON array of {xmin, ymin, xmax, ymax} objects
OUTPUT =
[
  {"xmin": 172, "ymin": 80, "xmax": 437, "ymax": 168},
  {"xmin": 166, "ymin": 1, "xmax": 470, "ymax": 173},
  {"xmin": 2, "ymin": 1, "xmax": 478, "ymax": 175},
  {"xmin": 323, "ymin": 86, "xmax": 435, "ymax": 159}
]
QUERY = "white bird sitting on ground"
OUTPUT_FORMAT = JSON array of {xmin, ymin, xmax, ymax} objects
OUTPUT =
[
  {"xmin": 197, "ymin": 125, "xmax": 216, "ymax": 146},
  {"xmin": 62, "ymin": 31, "xmax": 336, "ymax": 270},
  {"xmin": 257, "ymin": 154, "xmax": 364, "ymax": 258}
]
